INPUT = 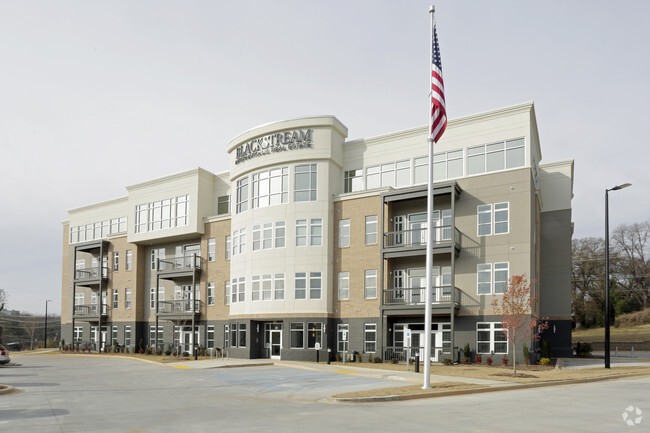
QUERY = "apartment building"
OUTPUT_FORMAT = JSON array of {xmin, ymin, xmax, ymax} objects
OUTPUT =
[{"xmin": 61, "ymin": 102, "xmax": 574, "ymax": 362}]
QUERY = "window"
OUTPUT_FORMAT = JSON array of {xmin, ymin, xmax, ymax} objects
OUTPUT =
[
  {"xmin": 309, "ymin": 272, "xmax": 322, "ymax": 299},
  {"xmin": 237, "ymin": 278, "xmax": 245, "ymax": 302},
  {"xmin": 338, "ymin": 272, "xmax": 349, "ymax": 300},
  {"xmin": 468, "ymin": 138, "xmax": 525, "ymax": 176},
  {"xmin": 126, "ymin": 250, "xmax": 132, "ymax": 271},
  {"xmin": 124, "ymin": 326, "xmax": 131, "ymax": 347},
  {"xmin": 217, "ymin": 195, "xmax": 230, "ymax": 215},
  {"xmin": 310, "ymin": 219, "xmax": 322, "ymax": 246},
  {"xmin": 252, "ymin": 167, "xmax": 288, "ymax": 208},
  {"xmin": 251, "ymin": 275, "xmax": 260, "ymax": 301},
  {"xmin": 433, "ymin": 150, "xmax": 464, "ymax": 181},
  {"xmin": 135, "ymin": 195, "xmax": 189, "ymax": 234},
  {"xmin": 112, "ymin": 326, "xmax": 118, "ymax": 345},
  {"xmin": 207, "ymin": 325, "xmax": 215, "ymax": 349},
  {"xmin": 238, "ymin": 324, "xmax": 247, "ymax": 347},
  {"xmin": 477, "ymin": 262, "xmax": 509, "ymax": 295},
  {"xmin": 225, "ymin": 281, "xmax": 231, "ymax": 305},
  {"xmin": 290, "ymin": 323, "xmax": 304, "ymax": 349},
  {"xmin": 225, "ymin": 235, "xmax": 231, "ymax": 260},
  {"xmin": 494, "ymin": 262, "xmax": 509, "ymax": 294},
  {"xmin": 151, "ymin": 248, "xmax": 165, "ymax": 270},
  {"xmin": 295, "ymin": 219, "xmax": 307, "ymax": 246},
  {"xmin": 477, "ymin": 263, "xmax": 492, "ymax": 295},
  {"xmin": 150, "ymin": 325, "xmax": 164, "ymax": 347},
  {"xmin": 337, "ymin": 324, "xmax": 349, "ymax": 352},
  {"xmin": 364, "ymin": 323, "xmax": 377, "ymax": 353},
  {"xmin": 112, "ymin": 290, "xmax": 118, "ymax": 309},
  {"xmin": 236, "ymin": 177, "xmax": 249, "ymax": 213},
  {"xmin": 252, "ymin": 225, "xmax": 261, "ymax": 251},
  {"xmin": 207, "ymin": 282, "xmax": 215, "ymax": 306},
  {"xmin": 150, "ymin": 288, "xmax": 156, "ymax": 309},
  {"xmin": 338, "ymin": 219, "xmax": 350, "ymax": 248},
  {"xmin": 365, "ymin": 270, "xmax": 377, "ymax": 299},
  {"xmin": 365, "ymin": 216, "xmax": 378, "ymax": 244},
  {"xmin": 477, "ymin": 204, "xmax": 492, "ymax": 236},
  {"xmin": 494, "ymin": 202, "xmax": 509, "ymax": 234},
  {"xmin": 113, "ymin": 252, "xmax": 119, "ymax": 272},
  {"xmin": 295, "ymin": 273, "xmax": 306, "ymax": 300},
  {"xmin": 477, "ymin": 322, "xmax": 508, "ymax": 354},
  {"xmin": 344, "ymin": 169, "xmax": 363, "ymax": 193},
  {"xmin": 125, "ymin": 288, "xmax": 131, "ymax": 309},
  {"xmin": 74, "ymin": 326, "xmax": 83, "ymax": 342},
  {"xmin": 275, "ymin": 221, "xmax": 286, "ymax": 248},
  {"xmin": 208, "ymin": 238, "xmax": 216, "ymax": 261},
  {"xmin": 307, "ymin": 322, "xmax": 323, "ymax": 349},
  {"xmin": 263, "ymin": 223, "xmax": 273, "ymax": 249},
  {"xmin": 413, "ymin": 156, "xmax": 428, "ymax": 185},
  {"xmin": 232, "ymin": 230, "xmax": 246, "ymax": 255},
  {"xmin": 224, "ymin": 325, "xmax": 230, "ymax": 348},
  {"xmin": 294, "ymin": 164, "xmax": 317, "ymax": 201},
  {"xmin": 262, "ymin": 274, "xmax": 272, "ymax": 301},
  {"xmin": 274, "ymin": 273, "xmax": 285, "ymax": 300}
]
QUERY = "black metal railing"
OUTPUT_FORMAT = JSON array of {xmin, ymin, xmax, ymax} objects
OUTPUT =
[
  {"xmin": 157, "ymin": 300, "xmax": 202, "ymax": 315},
  {"xmin": 74, "ymin": 266, "xmax": 108, "ymax": 280},
  {"xmin": 383, "ymin": 226, "xmax": 460, "ymax": 249},
  {"xmin": 383, "ymin": 286, "xmax": 459, "ymax": 306},
  {"xmin": 158, "ymin": 254, "xmax": 202, "ymax": 273}
]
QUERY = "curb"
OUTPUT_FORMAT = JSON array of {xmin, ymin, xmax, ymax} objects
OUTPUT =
[
  {"xmin": 329, "ymin": 371, "xmax": 650, "ymax": 403},
  {"xmin": 0, "ymin": 385, "xmax": 15, "ymax": 395}
]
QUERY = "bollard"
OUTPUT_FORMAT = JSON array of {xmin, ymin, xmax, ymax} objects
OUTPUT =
[
  {"xmin": 327, "ymin": 348, "xmax": 331, "ymax": 365},
  {"xmin": 415, "ymin": 353, "xmax": 420, "ymax": 373}
]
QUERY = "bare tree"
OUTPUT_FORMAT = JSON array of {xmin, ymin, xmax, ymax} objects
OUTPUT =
[
  {"xmin": 0, "ymin": 288, "xmax": 6, "ymax": 312},
  {"xmin": 612, "ymin": 220, "xmax": 650, "ymax": 310},
  {"xmin": 571, "ymin": 237, "xmax": 607, "ymax": 327},
  {"xmin": 24, "ymin": 315, "xmax": 40, "ymax": 350}
]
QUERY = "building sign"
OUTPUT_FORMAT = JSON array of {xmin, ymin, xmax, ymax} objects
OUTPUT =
[{"xmin": 235, "ymin": 128, "xmax": 314, "ymax": 164}]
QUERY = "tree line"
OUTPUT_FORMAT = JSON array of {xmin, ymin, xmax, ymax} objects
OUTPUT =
[
  {"xmin": 572, "ymin": 219, "xmax": 650, "ymax": 328},
  {"xmin": 0, "ymin": 289, "xmax": 61, "ymax": 349}
]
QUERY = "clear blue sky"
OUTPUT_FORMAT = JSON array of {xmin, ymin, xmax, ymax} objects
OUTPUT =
[{"xmin": 1, "ymin": 0, "xmax": 648, "ymax": 314}]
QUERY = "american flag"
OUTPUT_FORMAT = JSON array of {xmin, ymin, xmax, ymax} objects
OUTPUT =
[{"xmin": 430, "ymin": 22, "xmax": 446, "ymax": 143}]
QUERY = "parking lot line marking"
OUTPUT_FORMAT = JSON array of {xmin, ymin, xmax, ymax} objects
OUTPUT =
[
  {"xmin": 172, "ymin": 365, "xmax": 192, "ymax": 369},
  {"xmin": 332, "ymin": 370, "xmax": 355, "ymax": 374}
]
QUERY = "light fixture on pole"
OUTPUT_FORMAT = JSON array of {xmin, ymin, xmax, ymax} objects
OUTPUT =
[
  {"xmin": 605, "ymin": 183, "xmax": 631, "ymax": 368},
  {"xmin": 45, "ymin": 299, "xmax": 52, "ymax": 348}
]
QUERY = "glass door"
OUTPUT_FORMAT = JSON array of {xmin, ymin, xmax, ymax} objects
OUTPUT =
[{"xmin": 270, "ymin": 329, "xmax": 282, "ymax": 359}]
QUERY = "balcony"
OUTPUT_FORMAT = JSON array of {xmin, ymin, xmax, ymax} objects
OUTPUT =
[
  {"xmin": 157, "ymin": 255, "xmax": 202, "ymax": 278},
  {"xmin": 74, "ymin": 267, "xmax": 108, "ymax": 283},
  {"xmin": 73, "ymin": 304, "xmax": 107, "ymax": 319},
  {"xmin": 383, "ymin": 226, "xmax": 461, "ymax": 257},
  {"xmin": 383, "ymin": 286, "xmax": 460, "ymax": 311},
  {"xmin": 157, "ymin": 300, "xmax": 202, "ymax": 318}
]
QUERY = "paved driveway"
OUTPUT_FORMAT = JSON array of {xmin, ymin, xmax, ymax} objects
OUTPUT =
[{"xmin": 1, "ymin": 354, "xmax": 649, "ymax": 433}]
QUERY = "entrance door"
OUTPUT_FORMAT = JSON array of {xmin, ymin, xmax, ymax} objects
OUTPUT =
[
  {"xmin": 270, "ymin": 329, "xmax": 282, "ymax": 359},
  {"xmin": 404, "ymin": 329, "xmax": 441, "ymax": 362},
  {"xmin": 181, "ymin": 326, "xmax": 192, "ymax": 354},
  {"xmin": 100, "ymin": 327, "xmax": 107, "ymax": 352},
  {"xmin": 264, "ymin": 323, "xmax": 282, "ymax": 359}
]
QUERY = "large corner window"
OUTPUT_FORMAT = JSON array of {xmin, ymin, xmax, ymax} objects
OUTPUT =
[
  {"xmin": 344, "ymin": 169, "xmax": 363, "ymax": 193},
  {"xmin": 236, "ymin": 177, "xmax": 249, "ymax": 214},
  {"xmin": 468, "ymin": 138, "xmax": 525, "ymax": 176},
  {"xmin": 253, "ymin": 167, "xmax": 288, "ymax": 208},
  {"xmin": 294, "ymin": 164, "xmax": 317, "ymax": 202}
]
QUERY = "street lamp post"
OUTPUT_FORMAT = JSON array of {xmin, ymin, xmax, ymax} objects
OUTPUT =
[
  {"xmin": 45, "ymin": 299, "xmax": 51, "ymax": 349},
  {"xmin": 605, "ymin": 183, "xmax": 631, "ymax": 368}
]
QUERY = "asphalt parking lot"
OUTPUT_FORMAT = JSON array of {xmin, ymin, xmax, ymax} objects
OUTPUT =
[{"xmin": 2, "ymin": 354, "xmax": 649, "ymax": 433}]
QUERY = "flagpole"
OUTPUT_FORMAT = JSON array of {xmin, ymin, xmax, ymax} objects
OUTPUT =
[{"xmin": 422, "ymin": 4, "xmax": 436, "ymax": 390}]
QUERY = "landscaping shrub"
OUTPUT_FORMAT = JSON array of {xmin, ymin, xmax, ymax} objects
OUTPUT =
[
  {"xmin": 145, "ymin": 347, "xmax": 153, "ymax": 355},
  {"xmin": 575, "ymin": 342, "xmax": 592, "ymax": 358},
  {"xmin": 182, "ymin": 352, "xmax": 190, "ymax": 357},
  {"xmin": 368, "ymin": 353, "xmax": 373, "ymax": 363},
  {"xmin": 156, "ymin": 349, "xmax": 163, "ymax": 356},
  {"xmin": 487, "ymin": 357, "xmax": 493, "ymax": 365},
  {"xmin": 443, "ymin": 358, "xmax": 453, "ymax": 365},
  {"xmin": 502, "ymin": 356, "xmax": 509, "ymax": 366},
  {"xmin": 373, "ymin": 356, "xmax": 382, "ymax": 363},
  {"xmin": 539, "ymin": 357, "xmax": 551, "ymax": 365},
  {"xmin": 475, "ymin": 355, "xmax": 482, "ymax": 364},
  {"xmin": 165, "ymin": 350, "xmax": 172, "ymax": 356},
  {"xmin": 391, "ymin": 358, "xmax": 398, "ymax": 364}
]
